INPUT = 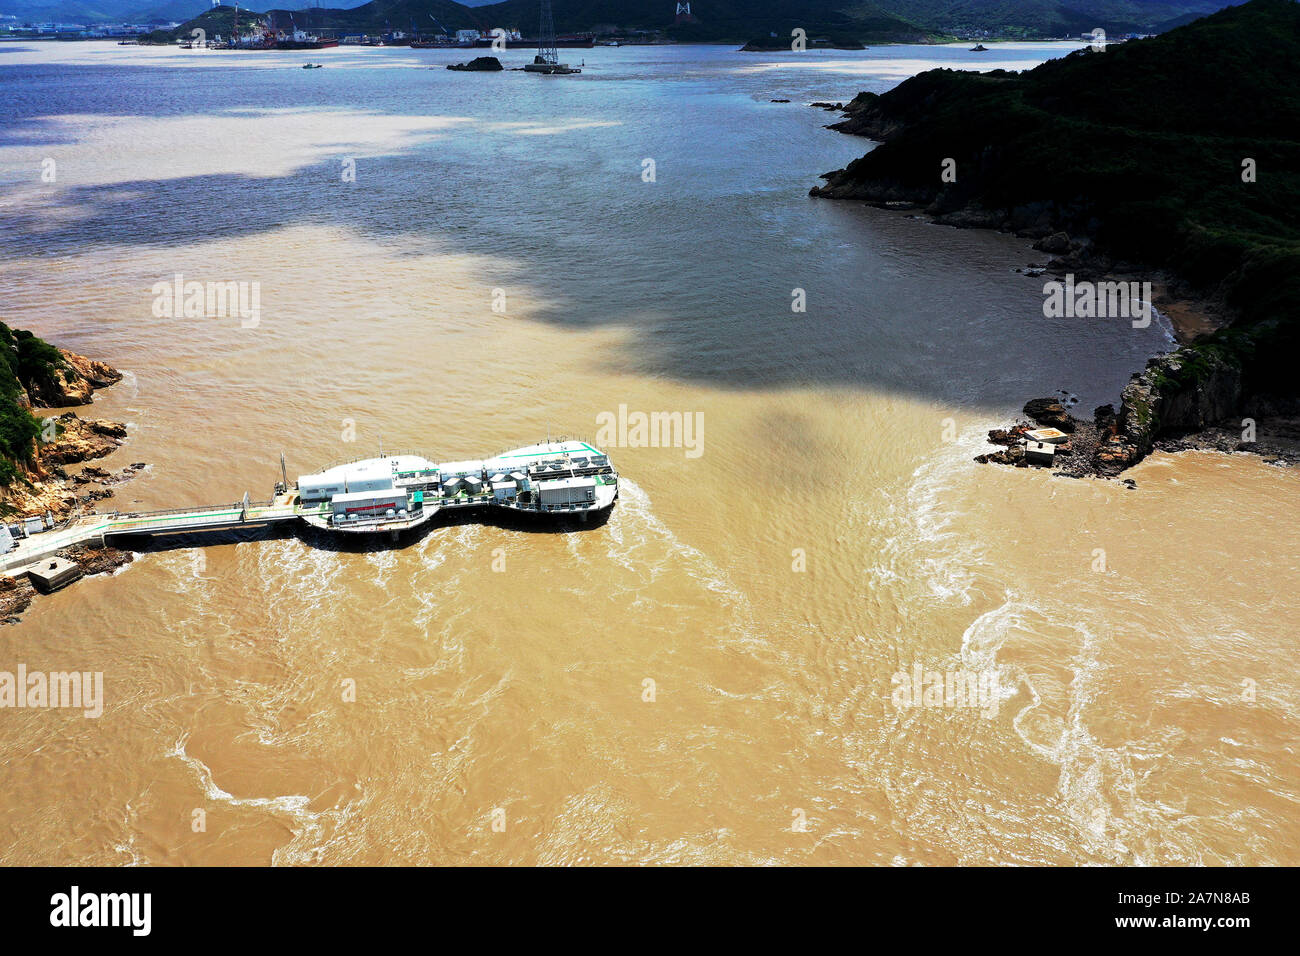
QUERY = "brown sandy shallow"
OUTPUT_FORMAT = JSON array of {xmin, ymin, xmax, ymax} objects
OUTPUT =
[{"xmin": 1150, "ymin": 279, "xmax": 1229, "ymax": 344}]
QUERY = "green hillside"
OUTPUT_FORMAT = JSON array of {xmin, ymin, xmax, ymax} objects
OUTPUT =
[
  {"xmin": 815, "ymin": 0, "xmax": 1300, "ymax": 394},
  {"xmin": 866, "ymin": 0, "xmax": 1237, "ymax": 36},
  {"xmin": 471, "ymin": 0, "xmax": 935, "ymax": 42},
  {"xmin": 0, "ymin": 325, "xmax": 68, "ymax": 488}
]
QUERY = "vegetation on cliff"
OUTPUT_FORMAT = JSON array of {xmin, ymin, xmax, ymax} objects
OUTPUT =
[
  {"xmin": 0, "ymin": 324, "xmax": 125, "ymax": 499},
  {"xmin": 814, "ymin": 0, "xmax": 1300, "ymax": 404},
  {"xmin": 869, "ymin": 0, "xmax": 1232, "ymax": 38},
  {"xmin": 0, "ymin": 324, "xmax": 68, "ymax": 487},
  {"xmin": 143, "ymin": 5, "xmax": 260, "ymax": 43}
]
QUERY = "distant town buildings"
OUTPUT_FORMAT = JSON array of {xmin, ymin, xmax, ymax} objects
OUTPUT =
[{"xmin": 0, "ymin": 17, "xmax": 179, "ymax": 38}]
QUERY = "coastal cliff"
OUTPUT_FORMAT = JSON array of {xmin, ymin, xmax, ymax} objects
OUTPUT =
[
  {"xmin": 0, "ymin": 322, "xmax": 135, "ymax": 519},
  {"xmin": 0, "ymin": 324, "xmax": 137, "ymax": 623},
  {"xmin": 810, "ymin": 0, "xmax": 1300, "ymax": 475}
]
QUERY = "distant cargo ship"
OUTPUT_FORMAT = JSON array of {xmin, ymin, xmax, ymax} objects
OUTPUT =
[
  {"xmin": 275, "ymin": 35, "xmax": 339, "ymax": 50},
  {"xmin": 472, "ymin": 36, "xmax": 594, "ymax": 49}
]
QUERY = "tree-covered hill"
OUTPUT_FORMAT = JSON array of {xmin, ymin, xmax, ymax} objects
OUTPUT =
[{"xmin": 814, "ymin": 0, "xmax": 1300, "ymax": 397}]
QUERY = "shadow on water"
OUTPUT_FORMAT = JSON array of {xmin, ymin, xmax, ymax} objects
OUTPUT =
[
  {"xmin": 0, "ymin": 53, "xmax": 1171, "ymax": 410},
  {"xmin": 107, "ymin": 502, "xmax": 616, "ymax": 557}
]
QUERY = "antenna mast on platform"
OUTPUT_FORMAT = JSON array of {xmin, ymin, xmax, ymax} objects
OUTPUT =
[{"xmin": 538, "ymin": 0, "xmax": 558, "ymax": 65}]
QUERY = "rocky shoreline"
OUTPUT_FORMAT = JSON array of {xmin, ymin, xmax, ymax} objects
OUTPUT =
[
  {"xmin": 805, "ymin": 95, "xmax": 1298, "ymax": 479},
  {"xmin": 0, "ymin": 543, "xmax": 135, "ymax": 625},
  {"xmin": 1, "ymin": 340, "xmax": 140, "ymax": 624},
  {"xmin": 975, "ymin": 396, "xmax": 1300, "ymax": 481}
]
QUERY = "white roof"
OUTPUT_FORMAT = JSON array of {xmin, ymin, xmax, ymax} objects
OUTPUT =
[
  {"xmin": 332, "ymin": 489, "xmax": 405, "ymax": 504},
  {"xmin": 535, "ymin": 476, "xmax": 596, "ymax": 490},
  {"xmin": 438, "ymin": 459, "xmax": 485, "ymax": 477},
  {"xmin": 300, "ymin": 455, "xmax": 434, "ymax": 487},
  {"xmin": 301, "ymin": 444, "xmax": 612, "ymax": 488}
]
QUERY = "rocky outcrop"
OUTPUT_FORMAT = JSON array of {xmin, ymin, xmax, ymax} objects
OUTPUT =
[
  {"xmin": 0, "ymin": 544, "xmax": 134, "ymax": 627},
  {"xmin": 59, "ymin": 347, "xmax": 122, "ymax": 397},
  {"xmin": 0, "ymin": 575, "xmax": 35, "ymax": 624},
  {"xmin": 1022, "ymin": 398, "xmax": 1074, "ymax": 432},
  {"xmin": 58, "ymin": 543, "xmax": 134, "ymax": 576},
  {"xmin": 1121, "ymin": 347, "xmax": 1244, "ymax": 453},
  {"xmin": 37, "ymin": 414, "xmax": 128, "ymax": 466},
  {"xmin": 975, "ymin": 343, "xmax": 1279, "ymax": 478},
  {"xmin": 447, "ymin": 56, "xmax": 503, "ymax": 72},
  {"xmin": 822, "ymin": 91, "xmax": 901, "ymax": 140},
  {"xmin": 2, "ymin": 445, "xmax": 137, "ymax": 521},
  {"xmin": 23, "ymin": 347, "xmax": 123, "ymax": 408},
  {"xmin": 0, "ymin": 336, "xmax": 133, "ymax": 521}
]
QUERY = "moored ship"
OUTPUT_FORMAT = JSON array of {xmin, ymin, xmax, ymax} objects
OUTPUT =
[
  {"xmin": 294, "ymin": 440, "xmax": 618, "ymax": 535},
  {"xmin": 472, "ymin": 36, "xmax": 594, "ymax": 49},
  {"xmin": 275, "ymin": 31, "xmax": 340, "ymax": 50}
]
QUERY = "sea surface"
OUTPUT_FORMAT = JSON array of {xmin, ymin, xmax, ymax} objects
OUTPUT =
[{"xmin": 0, "ymin": 40, "xmax": 1296, "ymax": 865}]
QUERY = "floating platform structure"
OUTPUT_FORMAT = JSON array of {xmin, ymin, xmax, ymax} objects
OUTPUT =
[
  {"xmin": 0, "ymin": 440, "xmax": 618, "ymax": 574},
  {"xmin": 295, "ymin": 439, "xmax": 617, "ymax": 534}
]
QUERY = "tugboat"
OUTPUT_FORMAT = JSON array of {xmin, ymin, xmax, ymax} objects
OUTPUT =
[{"xmin": 523, "ymin": 0, "xmax": 581, "ymax": 74}]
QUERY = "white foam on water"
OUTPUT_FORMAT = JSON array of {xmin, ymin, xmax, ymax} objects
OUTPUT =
[
  {"xmin": 365, "ymin": 545, "xmax": 397, "ymax": 588},
  {"xmin": 146, "ymin": 548, "xmax": 220, "ymax": 635},
  {"xmin": 109, "ymin": 557, "xmax": 137, "ymax": 577},
  {"xmin": 964, "ymin": 598, "xmax": 1203, "ymax": 864},
  {"xmin": 167, "ymin": 732, "xmax": 352, "ymax": 865},
  {"xmin": 605, "ymin": 477, "xmax": 751, "ymax": 614},
  {"xmin": 409, "ymin": 524, "xmax": 487, "ymax": 633},
  {"xmin": 254, "ymin": 536, "xmax": 345, "ymax": 614},
  {"xmin": 872, "ymin": 423, "xmax": 991, "ymax": 604},
  {"xmin": 169, "ymin": 732, "xmax": 310, "ymax": 813},
  {"xmin": 113, "ymin": 801, "xmax": 144, "ymax": 866}
]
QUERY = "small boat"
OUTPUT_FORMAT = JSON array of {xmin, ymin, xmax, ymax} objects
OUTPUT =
[
  {"xmin": 970, "ymin": 43, "xmax": 988, "ymax": 51},
  {"xmin": 303, "ymin": 62, "xmax": 323, "ymax": 69}
]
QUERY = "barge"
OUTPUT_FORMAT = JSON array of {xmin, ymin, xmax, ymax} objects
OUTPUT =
[{"xmin": 293, "ymin": 439, "xmax": 618, "ymax": 535}]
